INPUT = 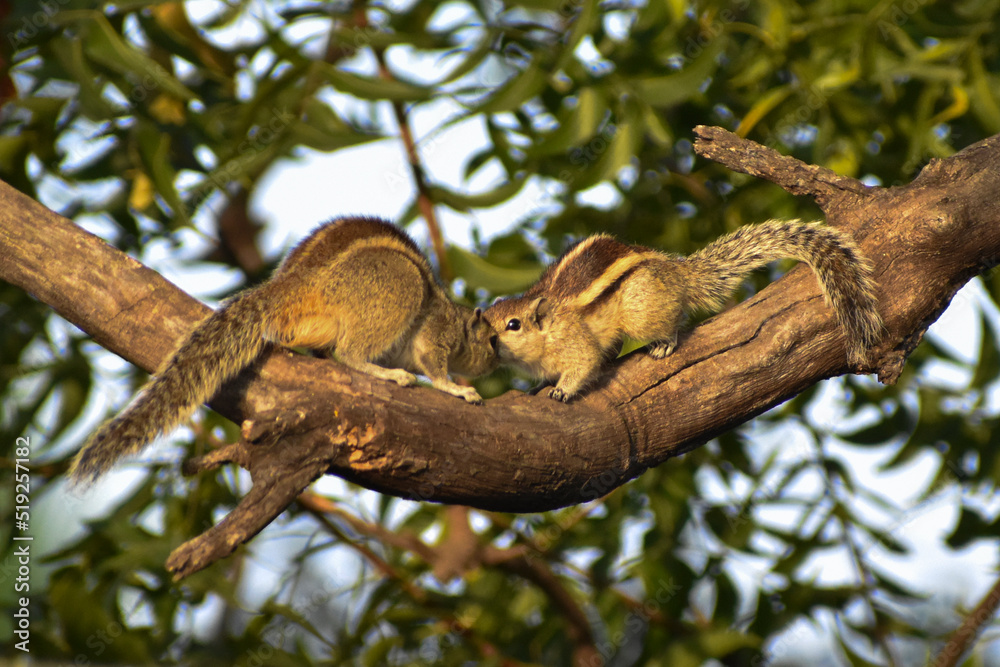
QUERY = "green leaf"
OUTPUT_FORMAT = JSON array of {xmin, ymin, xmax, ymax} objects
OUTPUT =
[
  {"xmin": 320, "ymin": 65, "xmax": 433, "ymax": 102},
  {"xmin": 291, "ymin": 99, "xmax": 382, "ymax": 152},
  {"xmin": 842, "ymin": 402, "xmax": 915, "ymax": 446},
  {"xmin": 553, "ymin": 0, "xmax": 600, "ymax": 73},
  {"xmin": 76, "ymin": 13, "xmax": 196, "ymax": 101},
  {"xmin": 0, "ymin": 135, "xmax": 30, "ymax": 174},
  {"xmin": 52, "ymin": 374, "xmax": 89, "ymax": 440},
  {"xmin": 971, "ymin": 296, "xmax": 1000, "ymax": 388},
  {"xmin": 642, "ymin": 103, "xmax": 674, "ymax": 146},
  {"xmin": 438, "ymin": 37, "xmax": 495, "ymax": 86},
  {"xmin": 48, "ymin": 568, "xmax": 154, "ymax": 662},
  {"xmin": 475, "ymin": 59, "xmax": 549, "ymax": 114},
  {"xmin": 528, "ymin": 86, "xmax": 607, "ymax": 158},
  {"xmin": 868, "ymin": 525, "xmax": 909, "ymax": 555},
  {"xmin": 503, "ymin": 0, "xmax": 565, "ymax": 9},
  {"xmin": 485, "ymin": 232, "xmax": 540, "ymax": 268},
  {"xmin": 201, "ymin": 134, "xmax": 286, "ymax": 196},
  {"xmin": 635, "ymin": 38, "xmax": 722, "ymax": 108},
  {"xmin": 47, "ymin": 36, "xmax": 116, "ymax": 118},
  {"xmin": 696, "ymin": 627, "xmax": 762, "ymax": 656},
  {"xmin": 462, "ymin": 145, "xmax": 500, "ymax": 181},
  {"xmin": 665, "ymin": 627, "xmax": 760, "ymax": 665},
  {"xmin": 946, "ymin": 506, "xmax": 994, "ymax": 549},
  {"xmin": 759, "ymin": 0, "xmax": 791, "ymax": 49},
  {"xmin": 447, "ymin": 245, "xmax": 543, "ymax": 293},
  {"xmin": 737, "ymin": 84, "xmax": 793, "ymax": 136},
  {"xmin": 260, "ymin": 601, "xmax": 330, "ymax": 644},
  {"xmin": 363, "ymin": 635, "xmax": 403, "ymax": 667},
  {"xmin": 968, "ymin": 44, "xmax": 1000, "ymax": 133},
  {"xmin": 134, "ymin": 119, "xmax": 187, "ymax": 224},
  {"xmin": 571, "ymin": 118, "xmax": 636, "ymax": 189},
  {"xmin": 428, "ymin": 175, "xmax": 527, "ymax": 211},
  {"xmin": 835, "ymin": 632, "xmax": 884, "ymax": 667}
]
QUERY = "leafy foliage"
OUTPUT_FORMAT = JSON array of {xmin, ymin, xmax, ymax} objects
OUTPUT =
[{"xmin": 2, "ymin": 0, "xmax": 1000, "ymax": 665}]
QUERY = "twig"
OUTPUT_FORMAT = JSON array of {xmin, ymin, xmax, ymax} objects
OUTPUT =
[
  {"xmin": 303, "ymin": 492, "xmax": 597, "ymax": 664},
  {"xmin": 298, "ymin": 493, "xmax": 528, "ymax": 664},
  {"xmin": 299, "ymin": 493, "xmax": 429, "ymax": 602},
  {"xmin": 349, "ymin": 9, "xmax": 452, "ymax": 281},
  {"xmin": 692, "ymin": 124, "xmax": 869, "ymax": 200},
  {"xmin": 388, "ymin": 98, "xmax": 453, "ymax": 282},
  {"xmin": 933, "ymin": 573, "xmax": 1000, "ymax": 667},
  {"xmin": 298, "ymin": 491, "xmax": 436, "ymax": 563},
  {"xmin": 818, "ymin": 451, "xmax": 901, "ymax": 667},
  {"xmin": 483, "ymin": 546, "xmax": 600, "ymax": 667}
]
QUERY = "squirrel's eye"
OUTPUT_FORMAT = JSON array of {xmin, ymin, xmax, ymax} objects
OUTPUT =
[{"xmin": 506, "ymin": 318, "xmax": 521, "ymax": 332}]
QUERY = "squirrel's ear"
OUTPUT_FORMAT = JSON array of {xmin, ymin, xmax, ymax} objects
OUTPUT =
[
  {"xmin": 467, "ymin": 308, "xmax": 483, "ymax": 334},
  {"xmin": 529, "ymin": 297, "xmax": 551, "ymax": 327},
  {"xmin": 465, "ymin": 308, "xmax": 493, "ymax": 335},
  {"xmin": 469, "ymin": 307, "xmax": 487, "ymax": 328}
]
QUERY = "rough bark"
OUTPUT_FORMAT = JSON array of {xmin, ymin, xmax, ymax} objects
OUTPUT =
[{"xmin": 2, "ymin": 126, "xmax": 997, "ymax": 578}]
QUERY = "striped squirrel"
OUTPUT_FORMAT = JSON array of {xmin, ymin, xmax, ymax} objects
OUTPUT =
[
  {"xmin": 485, "ymin": 219, "xmax": 881, "ymax": 402},
  {"xmin": 71, "ymin": 217, "xmax": 498, "ymax": 483}
]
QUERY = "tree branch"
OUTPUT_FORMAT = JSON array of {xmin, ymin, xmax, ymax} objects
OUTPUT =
[
  {"xmin": 693, "ymin": 124, "xmax": 869, "ymax": 201},
  {"xmin": 297, "ymin": 493, "xmax": 524, "ymax": 662},
  {"xmin": 933, "ymin": 572, "xmax": 1000, "ymax": 667},
  {"xmin": 300, "ymin": 493, "xmax": 598, "ymax": 663},
  {"xmin": 3, "ymin": 128, "xmax": 999, "ymax": 579},
  {"xmin": 364, "ymin": 10, "xmax": 452, "ymax": 281}
]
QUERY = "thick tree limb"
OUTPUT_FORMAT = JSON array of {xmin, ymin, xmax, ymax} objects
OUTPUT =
[{"xmin": 2, "ymin": 127, "xmax": 998, "ymax": 579}]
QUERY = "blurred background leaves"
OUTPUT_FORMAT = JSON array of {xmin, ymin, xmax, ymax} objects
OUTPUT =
[{"xmin": 1, "ymin": 0, "xmax": 1000, "ymax": 665}]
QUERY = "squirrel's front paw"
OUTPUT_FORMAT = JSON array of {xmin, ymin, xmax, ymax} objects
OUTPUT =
[
  {"xmin": 547, "ymin": 387, "xmax": 572, "ymax": 402},
  {"xmin": 647, "ymin": 340, "xmax": 676, "ymax": 359},
  {"xmin": 387, "ymin": 369, "xmax": 419, "ymax": 387},
  {"xmin": 456, "ymin": 386, "xmax": 484, "ymax": 404}
]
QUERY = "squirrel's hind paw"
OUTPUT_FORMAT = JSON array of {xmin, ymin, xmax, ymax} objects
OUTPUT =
[{"xmin": 647, "ymin": 339, "xmax": 677, "ymax": 359}]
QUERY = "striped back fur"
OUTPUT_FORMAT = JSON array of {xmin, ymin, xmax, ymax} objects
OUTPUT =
[
  {"xmin": 280, "ymin": 217, "xmax": 426, "ymax": 274},
  {"xmin": 532, "ymin": 235, "xmax": 665, "ymax": 307}
]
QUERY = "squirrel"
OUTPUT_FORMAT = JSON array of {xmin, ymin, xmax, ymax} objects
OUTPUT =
[
  {"xmin": 71, "ymin": 216, "xmax": 498, "ymax": 483},
  {"xmin": 485, "ymin": 219, "xmax": 882, "ymax": 402}
]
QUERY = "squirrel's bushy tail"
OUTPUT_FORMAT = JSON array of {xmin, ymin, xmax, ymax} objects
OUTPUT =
[
  {"xmin": 70, "ymin": 291, "xmax": 268, "ymax": 485},
  {"xmin": 684, "ymin": 219, "xmax": 882, "ymax": 364}
]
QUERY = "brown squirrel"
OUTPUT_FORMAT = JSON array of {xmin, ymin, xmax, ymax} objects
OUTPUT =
[
  {"xmin": 485, "ymin": 219, "xmax": 882, "ymax": 402},
  {"xmin": 71, "ymin": 216, "xmax": 497, "ymax": 483}
]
